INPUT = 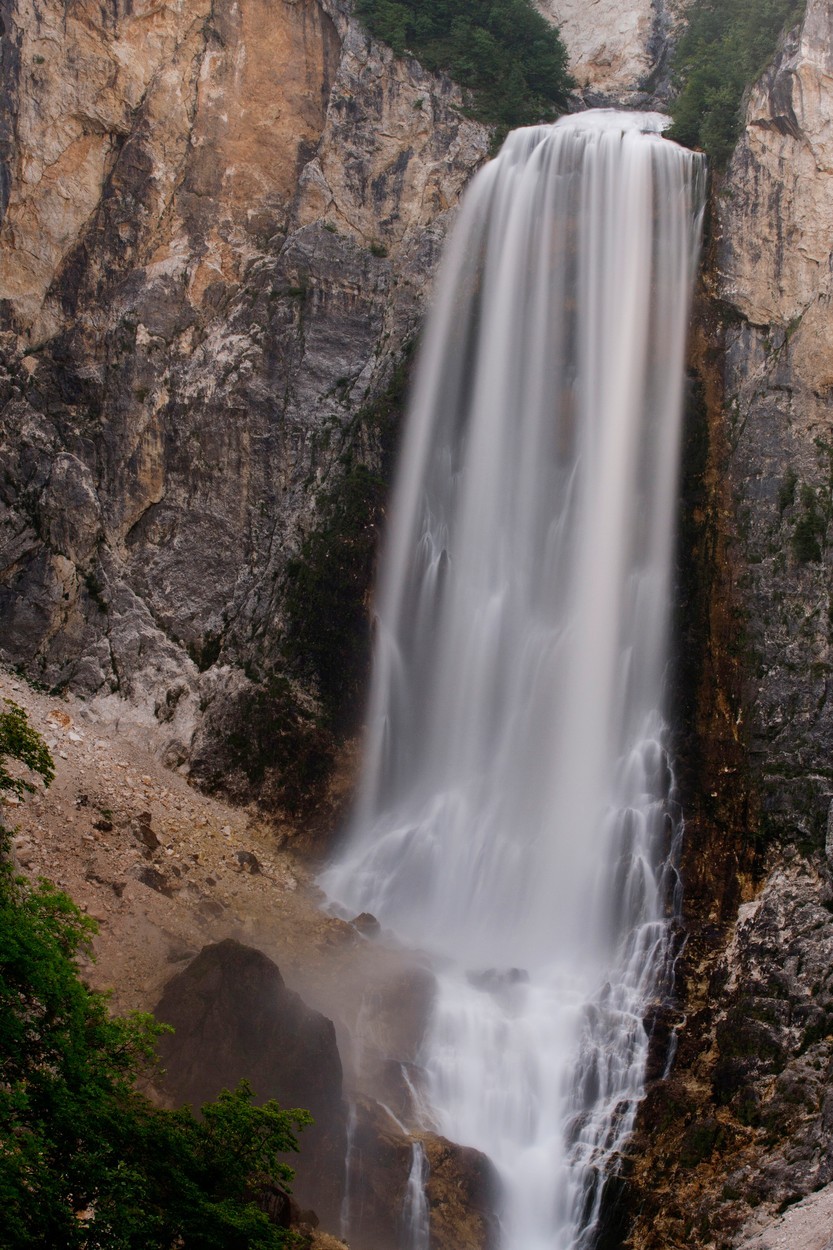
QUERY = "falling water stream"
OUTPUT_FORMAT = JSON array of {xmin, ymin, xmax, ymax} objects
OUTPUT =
[{"xmin": 323, "ymin": 111, "xmax": 705, "ymax": 1250}]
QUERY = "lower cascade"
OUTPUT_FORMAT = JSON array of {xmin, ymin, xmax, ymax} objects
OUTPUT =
[{"xmin": 323, "ymin": 111, "xmax": 706, "ymax": 1250}]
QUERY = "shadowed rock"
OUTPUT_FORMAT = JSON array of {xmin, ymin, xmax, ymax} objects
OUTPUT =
[{"xmin": 154, "ymin": 938, "xmax": 347, "ymax": 1230}]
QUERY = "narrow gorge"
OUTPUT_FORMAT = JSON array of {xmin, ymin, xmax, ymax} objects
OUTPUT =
[{"xmin": 3, "ymin": 1, "xmax": 833, "ymax": 1249}]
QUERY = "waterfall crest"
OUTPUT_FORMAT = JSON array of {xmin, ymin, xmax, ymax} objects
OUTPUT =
[{"xmin": 323, "ymin": 110, "xmax": 705, "ymax": 1250}]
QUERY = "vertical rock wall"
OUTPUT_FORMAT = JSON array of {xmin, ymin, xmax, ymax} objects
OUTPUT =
[
  {"xmin": 535, "ymin": 0, "xmax": 687, "ymax": 102},
  {"xmin": 717, "ymin": 0, "xmax": 833, "ymax": 844},
  {"xmin": 626, "ymin": 4, "xmax": 833, "ymax": 1246},
  {"xmin": 0, "ymin": 0, "xmax": 488, "ymax": 791}
]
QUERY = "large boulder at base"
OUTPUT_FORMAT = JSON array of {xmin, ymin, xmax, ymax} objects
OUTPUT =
[{"xmin": 154, "ymin": 939, "xmax": 346, "ymax": 1228}]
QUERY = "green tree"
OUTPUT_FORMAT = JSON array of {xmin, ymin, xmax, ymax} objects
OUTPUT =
[
  {"xmin": 355, "ymin": 0, "xmax": 573, "ymax": 135},
  {"xmin": 0, "ymin": 698, "xmax": 54, "ymax": 796},
  {"xmin": 670, "ymin": 0, "xmax": 807, "ymax": 164},
  {"xmin": 0, "ymin": 706, "xmax": 310, "ymax": 1248}
]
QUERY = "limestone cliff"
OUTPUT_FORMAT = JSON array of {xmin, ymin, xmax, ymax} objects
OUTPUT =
[
  {"xmin": 7, "ymin": 0, "xmax": 833, "ymax": 1247},
  {"xmin": 624, "ymin": 3, "xmax": 833, "ymax": 1246},
  {"xmin": 0, "ymin": 0, "xmax": 488, "ymax": 810},
  {"xmin": 536, "ymin": 0, "xmax": 687, "ymax": 103},
  {"xmin": 716, "ymin": 0, "xmax": 833, "ymax": 846}
]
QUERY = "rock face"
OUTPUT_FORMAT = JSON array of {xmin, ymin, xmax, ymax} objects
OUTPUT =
[
  {"xmin": 422, "ymin": 1134, "xmax": 500, "ymax": 1250},
  {"xmin": 714, "ymin": 0, "xmax": 833, "ymax": 847},
  {"xmin": 341, "ymin": 1099, "xmax": 499, "ymax": 1250},
  {"xmin": 155, "ymin": 942, "xmax": 499, "ymax": 1250},
  {"xmin": 625, "ymin": 3, "xmax": 833, "ymax": 1246},
  {"xmin": 535, "ymin": 0, "xmax": 686, "ymax": 102},
  {"xmin": 155, "ymin": 939, "xmax": 347, "ymax": 1228},
  {"xmin": 0, "ymin": 0, "xmax": 489, "ymax": 800}
]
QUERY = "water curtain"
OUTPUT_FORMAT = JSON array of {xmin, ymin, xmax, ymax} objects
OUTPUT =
[{"xmin": 324, "ymin": 110, "xmax": 706, "ymax": 1250}]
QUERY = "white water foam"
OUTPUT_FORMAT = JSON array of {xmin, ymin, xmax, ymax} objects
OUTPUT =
[{"xmin": 323, "ymin": 110, "xmax": 705, "ymax": 1250}]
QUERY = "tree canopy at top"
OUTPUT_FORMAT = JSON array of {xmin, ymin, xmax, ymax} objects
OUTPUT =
[
  {"xmin": 356, "ymin": 0, "xmax": 573, "ymax": 133},
  {"xmin": 670, "ymin": 0, "xmax": 807, "ymax": 164}
]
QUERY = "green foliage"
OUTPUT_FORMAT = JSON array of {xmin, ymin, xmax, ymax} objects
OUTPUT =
[
  {"xmin": 0, "ymin": 828, "xmax": 310, "ymax": 1249},
  {"xmin": 679, "ymin": 1118, "xmax": 724, "ymax": 1168},
  {"xmin": 777, "ymin": 466, "xmax": 797, "ymax": 515},
  {"xmin": 0, "ymin": 699, "xmax": 54, "ymax": 796},
  {"xmin": 670, "ymin": 0, "xmax": 807, "ymax": 164},
  {"xmin": 223, "ymin": 674, "xmax": 335, "ymax": 816},
  {"xmin": 283, "ymin": 353, "xmax": 412, "ymax": 732},
  {"xmin": 283, "ymin": 463, "xmax": 387, "ymax": 732},
  {"xmin": 355, "ymin": 0, "xmax": 573, "ymax": 134},
  {"xmin": 792, "ymin": 483, "xmax": 826, "ymax": 563}
]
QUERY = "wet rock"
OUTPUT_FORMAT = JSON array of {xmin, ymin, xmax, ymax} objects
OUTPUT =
[
  {"xmin": 154, "ymin": 939, "xmax": 347, "ymax": 1230},
  {"xmin": 340, "ymin": 1098, "xmax": 500, "ymax": 1250},
  {"xmin": 350, "ymin": 911, "xmax": 380, "ymax": 936},
  {"xmin": 375, "ymin": 1058, "xmax": 428, "ymax": 1126},
  {"xmin": 340, "ymin": 1098, "xmax": 414, "ymax": 1250},
  {"xmin": 363, "ymin": 965, "xmax": 437, "ymax": 1067},
  {"xmin": 422, "ymin": 1132, "xmax": 501, "ymax": 1250},
  {"xmin": 254, "ymin": 1183, "xmax": 292, "ymax": 1229}
]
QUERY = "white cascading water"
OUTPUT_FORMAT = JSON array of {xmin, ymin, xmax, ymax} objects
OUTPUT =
[{"xmin": 323, "ymin": 111, "xmax": 705, "ymax": 1250}]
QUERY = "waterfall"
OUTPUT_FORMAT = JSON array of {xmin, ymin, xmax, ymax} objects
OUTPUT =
[
  {"xmin": 402, "ymin": 1141, "xmax": 430, "ymax": 1250},
  {"xmin": 322, "ymin": 110, "xmax": 705, "ymax": 1250}
]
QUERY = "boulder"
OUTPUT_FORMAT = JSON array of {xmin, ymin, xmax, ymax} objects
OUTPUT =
[{"xmin": 154, "ymin": 939, "xmax": 347, "ymax": 1230}]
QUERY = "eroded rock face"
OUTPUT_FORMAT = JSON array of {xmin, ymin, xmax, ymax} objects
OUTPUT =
[
  {"xmin": 715, "ymin": 0, "xmax": 833, "ymax": 845},
  {"xmin": 535, "ymin": 0, "xmax": 686, "ymax": 101},
  {"xmin": 423, "ymin": 1133, "xmax": 500, "ymax": 1250},
  {"xmin": 0, "ymin": 0, "xmax": 489, "ymax": 792},
  {"xmin": 155, "ymin": 938, "xmax": 347, "ymax": 1229},
  {"xmin": 626, "ymin": 3, "xmax": 833, "ymax": 1246}
]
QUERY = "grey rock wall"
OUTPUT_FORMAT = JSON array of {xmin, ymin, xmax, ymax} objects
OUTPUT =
[
  {"xmin": 535, "ymin": 0, "xmax": 687, "ymax": 104},
  {"xmin": 627, "ymin": 4, "xmax": 833, "ymax": 1245},
  {"xmin": 717, "ymin": 0, "xmax": 833, "ymax": 845},
  {"xmin": 0, "ymin": 0, "xmax": 489, "ymax": 790}
]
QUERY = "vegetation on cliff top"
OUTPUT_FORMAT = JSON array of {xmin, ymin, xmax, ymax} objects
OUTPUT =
[
  {"xmin": 355, "ymin": 0, "xmax": 573, "ymax": 133},
  {"xmin": 0, "ymin": 707, "xmax": 310, "ymax": 1249},
  {"xmin": 670, "ymin": 0, "xmax": 807, "ymax": 164}
]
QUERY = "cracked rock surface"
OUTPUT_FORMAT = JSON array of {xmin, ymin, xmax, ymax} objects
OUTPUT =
[{"xmin": 0, "ymin": 0, "xmax": 489, "ymax": 789}]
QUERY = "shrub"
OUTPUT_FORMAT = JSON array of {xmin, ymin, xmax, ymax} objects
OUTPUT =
[
  {"xmin": 0, "ymin": 838, "xmax": 311, "ymax": 1248},
  {"xmin": 0, "ymin": 699, "xmax": 54, "ymax": 797},
  {"xmin": 792, "ymin": 483, "xmax": 826, "ymax": 564}
]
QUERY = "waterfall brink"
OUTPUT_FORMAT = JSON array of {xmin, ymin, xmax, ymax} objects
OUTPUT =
[{"xmin": 323, "ymin": 110, "xmax": 705, "ymax": 1250}]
